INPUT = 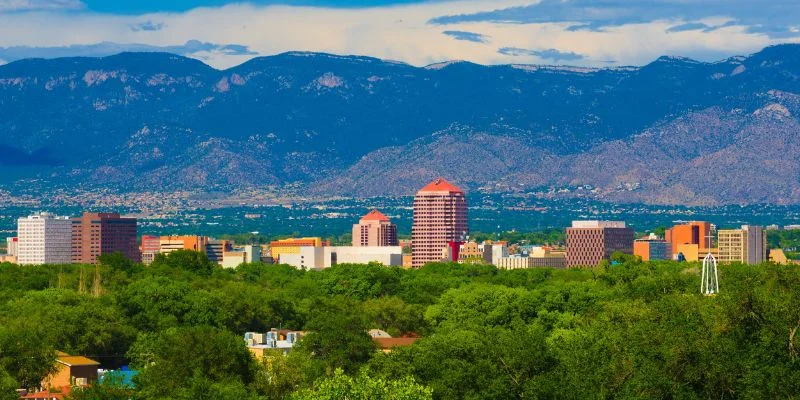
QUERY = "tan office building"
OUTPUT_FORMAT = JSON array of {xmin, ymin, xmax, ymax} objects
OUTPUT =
[
  {"xmin": 352, "ymin": 210, "xmax": 398, "ymax": 247},
  {"xmin": 718, "ymin": 225, "xmax": 767, "ymax": 264}
]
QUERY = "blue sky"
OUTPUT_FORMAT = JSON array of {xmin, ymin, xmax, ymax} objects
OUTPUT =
[{"xmin": 0, "ymin": 0, "xmax": 798, "ymax": 68}]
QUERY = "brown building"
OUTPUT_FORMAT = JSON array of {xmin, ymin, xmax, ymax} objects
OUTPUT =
[
  {"xmin": 205, "ymin": 239, "xmax": 232, "ymax": 263},
  {"xmin": 566, "ymin": 221, "xmax": 634, "ymax": 267},
  {"xmin": 633, "ymin": 238, "xmax": 670, "ymax": 261},
  {"xmin": 373, "ymin": 337, "xmax": 420, "ymax": 353},
  {"xmin": 411, "ymin": 178, "xmax": 468, "ymax": 268},
  {"xmin": 352, "ymin": 210, "xmax": 398, "ymax": 247},
  {"xmin": 71, "ymin": 212, "xmax": 139, "ymax": 264},
  {"xmin": 458, "ymin": 241, "xmax": 491, "ymax": 264},
  {"xmin": 159, "ymin": 235, "xmax": 210, "ymax": 254},
  {"xmin": 140, "ymin": 235, "xmax": 160, "ymax": 265},
  {"xmin": 665, "ymin": 221, "xmax": 711, "ymax": 258},
  {"xmin": 41, "ymin": 352, "xmax": 99, "ymax": 389}
]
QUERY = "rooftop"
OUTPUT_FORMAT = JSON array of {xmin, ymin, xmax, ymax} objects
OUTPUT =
[
  {"xmin": 418, "ymin": 177, "xmax": 463, "ymax": 194},
  {"xmin": 373, "ymin": 337, "xmax": 420, "ymax": 349},
  {"xmin": 57, "ymin": 355, "xmax": 100, "ymax": 367},
  {"xmin": 361, "ymin": 209, "xmax": 390, "ymax": 222}
]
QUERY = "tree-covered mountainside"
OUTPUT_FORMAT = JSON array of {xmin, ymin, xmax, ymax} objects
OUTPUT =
[
  {"xmin": 2, "ymin": 45, "xmax": 800, "ymax": 204},
  {"xmin": 0, "ymin": 252, "xmax": 798, "ymax": 399}
]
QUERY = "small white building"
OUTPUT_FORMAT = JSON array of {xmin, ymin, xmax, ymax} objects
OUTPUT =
[
  {"xmin": 17, "ymin": 213, "xmax": 72, "ymax": 265},
  {"xmin": 489, "ymin": 243, "xmax": 509, "ymax": 265},
  {"xmin": 280, "ymin": 246, "xmax": 326, "ymax": 270},
  {"xmin": 221, "ymin": 245, "xmax": 262, "ymax": 269}
]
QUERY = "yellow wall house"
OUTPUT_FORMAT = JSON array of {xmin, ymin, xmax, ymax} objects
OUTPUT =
[{"xmin": 42, "ymin": 352, "xmax": 100, "ymax": 389}]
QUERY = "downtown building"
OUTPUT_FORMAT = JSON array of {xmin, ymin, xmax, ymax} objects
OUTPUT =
[
  {"xmin": 17, "ymin": 213, "xmax": 73, "ymax": 265},
  {"xmin": 633, "ymin": 234, "xmax": 671, "ymax": 261},
  {"xmin": 718, "ymin": 225, "xmax": 767, "ymax": 264},
  {"xmin": 566, "ymin": 221, "xmax": 634, "ymax": 268},
  {"xmin": 71, "ymin": 212, "xmax": 139, "ymax": 264},
  {"xmin": 411, "ymin": 178, "xmax": 468, "ymax": 268},
  {"xmin": 352, "ymin": 210, "xmax": 398, "ymax": 247},
  {"xmin": 665, "ymin": 221, "xmax": 712, "ymax": 259}
]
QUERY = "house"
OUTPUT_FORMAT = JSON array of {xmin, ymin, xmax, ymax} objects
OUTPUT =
[
  {"xmin": 245, "ymin": 329, "xmax": 304, "ymax": 358},
  {"xmin": 41, "ymin": 352, "xmax": 100, "ymax": 390},
  {"xmin": 373, "ymin": 337, "xmax": 420, "ymax": 353}
]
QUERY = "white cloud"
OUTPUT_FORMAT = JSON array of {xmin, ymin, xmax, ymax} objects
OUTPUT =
[
  {"xmin": 0, "ymin": 0, "xmax": 83, "ymax": 12},
  {"xmin": 0, "ymin": 0, "xmax": 792, "ymax": 69}
]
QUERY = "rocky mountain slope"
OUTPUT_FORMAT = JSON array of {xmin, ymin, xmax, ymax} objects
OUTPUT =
[{"xmin": 1, "ymin": 45, "xmax": 800, "ymax": 204}]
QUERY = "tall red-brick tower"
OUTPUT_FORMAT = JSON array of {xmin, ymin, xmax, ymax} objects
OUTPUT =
[
  {"xmin": 71, "ymin": 212, "xmax": 139, "ymax": 264},
  {"xmin": 411, "ymin": 178, "xmax": 468, "ymax": 267}
]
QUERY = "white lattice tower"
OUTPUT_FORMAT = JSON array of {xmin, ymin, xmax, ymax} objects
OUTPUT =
[{"xmin": 701, "ymin": 229, "xmax": 719, "ymax": 296}]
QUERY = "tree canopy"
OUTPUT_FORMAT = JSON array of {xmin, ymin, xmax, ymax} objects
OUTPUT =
[{"xmin": 0, "ymin": 251, "xmax": 797, "ymax": 399}]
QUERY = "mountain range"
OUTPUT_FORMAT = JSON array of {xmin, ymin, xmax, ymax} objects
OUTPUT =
[{"xmin": 1, "ymin": 45, "xmax": 800, "ymax": 205}]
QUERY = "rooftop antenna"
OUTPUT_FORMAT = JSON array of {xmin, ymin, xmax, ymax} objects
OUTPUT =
[{"xmin": 701, "ymin": 231, "xmax": 719, "ymax": 296}]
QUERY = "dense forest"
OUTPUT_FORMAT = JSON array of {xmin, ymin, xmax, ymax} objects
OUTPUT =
[{"xmin": 0, "ymin": 251, "xmax": 799, "ymax": 399}]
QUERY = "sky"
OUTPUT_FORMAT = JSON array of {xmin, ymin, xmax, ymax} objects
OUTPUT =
[{"xmin": 0, "ymin": 0, "xmax": 798, "ymax": 69}]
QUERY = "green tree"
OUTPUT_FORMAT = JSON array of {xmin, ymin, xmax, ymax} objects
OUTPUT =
[
  {"xmin": 290, "ymin": 369, "xmax": 432, "ymax": 400},
  {"xmin": 296, "ymin": 298, "xmax": 376, "ymax": 374},
  {"xmin": 0, "ymin": 367, "xmax": 19, "ymax": 400},
  {"xmin": 128, "ymin": 326, "xmax": 257, "ymax": 399},
  {"xmin": 149, "ymin": 250, "xmax": 216, "ymax": 276},
  {"xmin": 67, "ymin": 372, "xmax": 136, "ymax": 400}
]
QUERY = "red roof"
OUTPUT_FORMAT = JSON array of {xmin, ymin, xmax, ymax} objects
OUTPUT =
[
  {"xmin": 361, "ymin": 209, "xmax": 390, "ymax": 222},
  {"xmin": 418, "ymin": 178, "xmax": 463, "ymax": 193},
  {"xmin": 22, "ymin": 386, "xmax": 71, "ymax": 399},
  {"xmin": 373, "ymin": 337, "xmax": 420, "ymax": 349}
]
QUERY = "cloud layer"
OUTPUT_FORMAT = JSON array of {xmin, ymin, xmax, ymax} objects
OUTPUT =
[
  {"xmin": 498, "ymin": 47, "xmax": 585, "ymax": 63},
  {"xmin": 0, "ymin": 40, "xmax": 256, "ymax": 64},
  {"xmin": 0, "ymin": 0, "xmax": 797, "ymax": 69},
  {"xmin": 442, "ymin": 30, "xmax": 489, "ymax": 43},
  {"xmin": 0, "ymin": 0, "xmax": 83, "ymax": 12},
  {"xmin": 430, "ymin": 0, "xmax": 800, "ymax": 39}
]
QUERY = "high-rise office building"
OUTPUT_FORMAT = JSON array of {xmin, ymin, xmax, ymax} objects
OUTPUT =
[
  {"xmin": 17, "ymin": 213, "xmax": 73, "ymax": 265},
  {"xmin": 566, "ymin": 221, "xmax": 634, "ymax": 267},
  {"xmin": 71, "ymin": 212, "xmax": 139, "ymax": 264},
  {"xmin": 665, "ymin": 221, "xmax": 712, "ymax": 258},
  {"xmin": 352, "ymin": 210, "xmax": 398, "ymax": 247},
  {"xmin": 411, "ymin": 178, "xmax": 468, "ymax": 268},
  {"xmin": 718, "ymin": 225, "xmax": 767, "ymax": 264}
]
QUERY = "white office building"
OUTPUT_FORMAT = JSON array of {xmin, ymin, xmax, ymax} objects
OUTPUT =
[
  {"xmin": 221, "ymin": 245, "xmax": 262, "ymax": 269},
  {"xmin": 17, "ymin": 213, "xmax": 73, "ymax": 265},
  {"xmin": 280, "ymin": 246, "xmax": 403, "ymax": 270}
]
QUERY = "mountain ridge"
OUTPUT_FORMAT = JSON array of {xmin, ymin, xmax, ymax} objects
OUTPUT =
[{"xmin": 1, "ymin": 44, "xmax": 800, "ymax": 205}]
